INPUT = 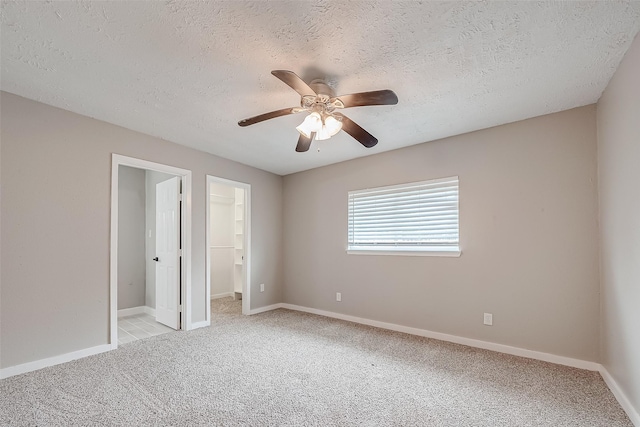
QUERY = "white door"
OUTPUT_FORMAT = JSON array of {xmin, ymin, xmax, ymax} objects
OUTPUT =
[{"xmin": 155, "ymin": 177, "xmax": 181, "ymax": 330}]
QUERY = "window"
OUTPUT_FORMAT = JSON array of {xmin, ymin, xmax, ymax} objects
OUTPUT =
[{"xmin": 347, "ymin": 176, "xmax": 460, "ymax": 256}]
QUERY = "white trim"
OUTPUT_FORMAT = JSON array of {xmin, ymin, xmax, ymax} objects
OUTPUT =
[
  {"xmin": 5, "ymin": 301, "xmax": 636, "ymax": 425},
  {"xmin": 211, "ymin": 292, "xmax": 235, "ymax": 300},
  {"xmin": 248, "ymin": 303, "xmax": 283, "ymax": 315},
  {"xmin": 600, "ymin": 366, "xmax": 640, "ymax": 426},
  {"xmin": 110, "ymin": 154, "xmax": 193, "ymax": 349},
  {"xmin": 118, "ymin": 306, "xmax": 145, "ymax": 318},
  {"xmin": 190, "ymin": 320, "xmax": 210, "ymax": 330},
  {"xmin": 206, "ymin": 175, "xmax": 251, "ymax": 317},
  {"xmin": 0, "ymin": 344, "xmax": 111, "ymax": 380},
  {"xmin": 278, "ymin": 303, "xmax": 600, "ymax": 371},
  {"xmin": 347, "ymin": 249, "xmax": 461, "ymax": 257},
  {"xmin": 205, "ymin": 177, "xmax": 211, "ymax": 323},
  {"xmin": 349, "ymin": 175, "xmax": 459, "ymax": 195},
  {"xmin": 117, "ymin": 306, "xmax": 156, "ymax": 318},
  {"xmin": 243, "ymin": 186, "xmax": 251, "ymax": 316},
  {"xmin": 181, "ymin": 170, "xmax": 193, "ymax": 331}
]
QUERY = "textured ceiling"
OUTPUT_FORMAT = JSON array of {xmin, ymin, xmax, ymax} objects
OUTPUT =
[{"xmin": 2, "ymin": 1, "xmax": 639, "ymax": 175}]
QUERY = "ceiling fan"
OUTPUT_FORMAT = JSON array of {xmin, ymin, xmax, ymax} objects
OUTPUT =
[{"xmin": 238, "ymin": 70, "xmax": 398, "ymax": 152}]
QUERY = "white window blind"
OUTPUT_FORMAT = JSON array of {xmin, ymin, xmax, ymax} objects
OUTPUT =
[{"xmin": 347, "ymin": 176, "xmax": 459, "ymax": 254}]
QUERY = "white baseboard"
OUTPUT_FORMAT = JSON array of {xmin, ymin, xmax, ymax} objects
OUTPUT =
[
  {"xmin": 118, "ymin": 306, "xmax": 155, "ymax": 318},
  {"xmin": 277, "ymin": 303, "xmax": 600, "ymax": 371},
  {"xmin": 4, "ymin": 302, "xmax": 635, "ymax": 426},
  {"xmin": 118, "ymin": 306, "xmax": 145, "ymax": 318},
  {"xmin": 211, "ymin": 292, "xmax": 234, "ymax": 300},
  {"xmin": 599, "ymin": 366, "xmax": 640, "ymax": 426},
  {"xmin": 0, "ymin": 344, "xmax": 112, "ymax": 380},
  {"xmin": 190, "ymin": 320, "xmax": 210, "ymax": 330},
  {"xmin": 248, "ymin": 303, "xmax": 284, "ymax": 315}
]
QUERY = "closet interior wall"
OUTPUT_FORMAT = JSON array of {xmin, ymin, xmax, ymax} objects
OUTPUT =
[{"xmin": 209, "ymin": 183, "xmax": 235, "ymax": 299}]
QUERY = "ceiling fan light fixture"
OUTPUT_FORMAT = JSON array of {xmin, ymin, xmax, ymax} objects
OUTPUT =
[
  {"xmin": 296, "ymin": 112, "xmax": 322, "ymax": 138},
  {"xmin": 315, "ymin": 125, "xmax": 331, "ymax": 141},
  {"xmin": 324, "ymin": 115, "xmax": 343, "ymax": 137},
  {"xmin": 238, "ymin": 70, "xmax": 397, "ymax": 151}
]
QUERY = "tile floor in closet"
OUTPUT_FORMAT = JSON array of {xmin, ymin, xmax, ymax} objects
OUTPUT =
[{"xmin": 117, "ymin": 313, "xmax": 174, "ymax": 345}]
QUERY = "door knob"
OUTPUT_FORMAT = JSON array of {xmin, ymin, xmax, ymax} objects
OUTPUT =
[{"xmin": 153, "ymin": 257, "xmax": 159, "ymax": 262}]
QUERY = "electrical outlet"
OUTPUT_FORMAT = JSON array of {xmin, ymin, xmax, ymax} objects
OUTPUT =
[
  {"xmin": 260, "ymin": 283, "xmax": 264, "ymax": 292},
  {"xmin": 336, "ymin": 292, "xmax": 342, "ymax": 302},
  {"xmin": 483, "ymin": 313, "xmax": 493, "ymax": 326}
]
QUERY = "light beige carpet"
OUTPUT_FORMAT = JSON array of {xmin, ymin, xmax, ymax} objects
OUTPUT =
[{"xmin": 0, "ymin": 298, "xmax": 632, "ymax": 426}]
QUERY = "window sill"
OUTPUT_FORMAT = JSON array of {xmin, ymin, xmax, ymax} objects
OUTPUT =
[{"xmin": 347, "ymin": 247, "xmax": 461, "ymax": 257}]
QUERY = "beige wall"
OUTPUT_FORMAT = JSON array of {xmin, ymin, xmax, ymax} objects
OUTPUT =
[
  {"xmin": 117, "ymin": 165, "xmax": 147, "ymax": 309},
  {"xmin": 597, "ymin": 34, "xmax": 640, "ymax": 416},
  {"xmin": 0, "ymin": 92, "xmax": 283, "ymax": 368},
  {"xmin": 283, "ymin": 105, "xmax": 600, "ymax": 361}
]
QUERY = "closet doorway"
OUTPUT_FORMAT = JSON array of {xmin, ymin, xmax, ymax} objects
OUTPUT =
[
  {"xmin": 206, "ymin": 176, "xmax": 251, "ymax": 318},
  {"xmin": 110, "ymin": 154, "xmax": 193, "ymax": 350}
]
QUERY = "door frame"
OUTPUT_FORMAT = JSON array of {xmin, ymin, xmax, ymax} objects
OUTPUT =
[
  {"xmin": 110, "ymin": 154, "xmax": 193, "ymax": 349},
  {"xmin": 206, "ymin": 175, "xmax": 251, "ymax": 317}
]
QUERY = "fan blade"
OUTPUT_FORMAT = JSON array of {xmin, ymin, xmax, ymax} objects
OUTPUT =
[
  {"xmin": 238, "ymin": 107, "xmax": 300, "ymax": 127},
  {"xmin": 334, "ymin": 90, "xmax": 398, "ymax": 108},
  {"xmin": 333, "ymin": 113, "xmax": 378, "ymax": 148},
  {"xmin": 295, "ymin": 132, "xmax": 314, "ymax": 152},
  {"xmin": 271, "ymin": 70, "xmax": 317, "ymax": 97}
]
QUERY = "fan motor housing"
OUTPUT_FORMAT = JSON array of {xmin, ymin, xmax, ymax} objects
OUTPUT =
[{"xmin": 309, "ymin": 79, "xmax": 335, "ymax": 98}]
